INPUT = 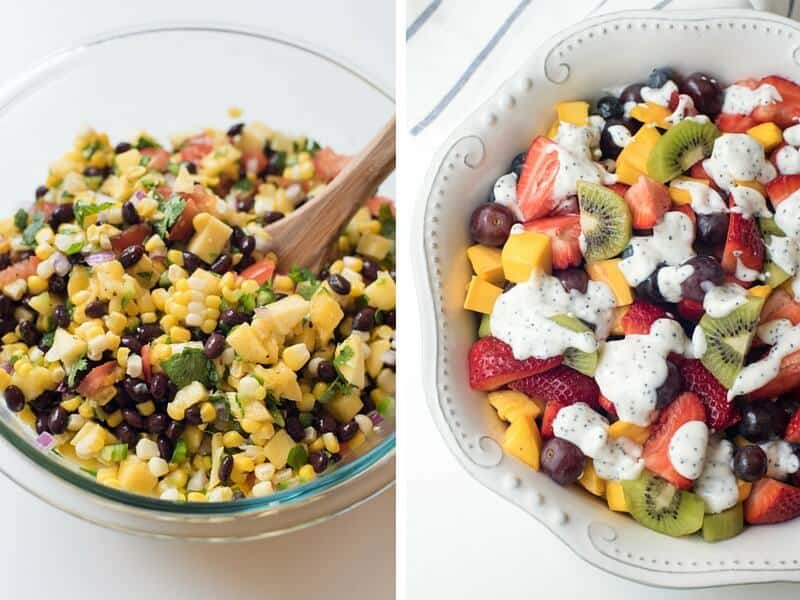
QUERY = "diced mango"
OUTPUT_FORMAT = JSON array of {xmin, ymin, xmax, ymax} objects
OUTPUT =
[
  {"xmin": 579, "ymin": 461, "xmax": 606, "ymax": 497},
  {"xmin": 747, "ymin": 122, "xmax": 783, "ymax": 151},
  {"xmin": 737, "ymin": 480, "xmax": 752, "ymax": 503},
  {"xmin": 547, "ymin": 121, "xmax": 560, "ymax": 139},
  {"xmin": 748, "ymin": 285, "xmax": 772, "ymax": 299},
  {"xmin": 735, "ymin": 180, "xmax": 766, "ymax": 196},
  {"xmin": 335, "ymin": 334, "xmax": 366, "ymax": 389},
  {"xmin": 556, "ymin": 101, "xmax": 589, "ymax": 126},
  {"xmin": 502, "ymin": 417, "xmax": 542, "ymax": 470},
  {"xmin": 364, "ymin": 272, "xmax": 396, "ymax": 310},
  {"xmin": 606, "ymin": 480, "xmax": 629, "ymax": 512},
  {"xmin": 227, "ymin": 323, "xmax": 272, "ymax": 364},
  {"xmin": 310, "ymin": 290, "xmax": 344, "ymax": 344},
  {"xmin": 610, "ymin": 305, "xmax": 629, "ymax": 335},
  {"xmin": 616, "ymin": 125, "xmax": 661, "ymax": 185},
  {"xmin": 45, "ymin": 328, "xmax": 87, "ymax": 366},
  {"xmin": 668, "ymin": 176, "xmax": 709, "ymax": 206},
  {"xmin": 117, "ymin": 458, "xmax": 158, "ymax": 494},
  {"xmin": 356, "ymin": 233, "xmax": 392, "ymax": 260},
  {"xmin": 328, "ymin": 390, "xmax": 364, "ymax": 422},
  {"xmin": 187, "ymin": 213, "xmax": 233, "ymax": 264},
  {"xmin": 630, "ymin": 102, "xmax": 673, "ymax": 129},
  {"xmin": 488, "ymin": 390, "xmax": 543, "ymax": 423},
  {"xmin": 608, "ymin": 421, "xmax": 650, "ymax": 445},
  {"xmin": 259, "ymin": 294, "xmax": 310, "ymax": 336},
  {"xmin": 263, "ymin": 429, "xmax": 294, "ymax": 469},
  {"xmin": 585, "ymin": 259, "xmax": 633, "ymax": 306},
  {"xmin": 501, "ymin": 230, "xmax": 551, "ymax": 283},
  {"xmin": 367, "ymin": 338, "xmax": 392, "ymax": 379},
  {"xmin": 467, "ymin": 245, "xmax": 504, "ymax": 284},
  {"xmin": 463, "ymin": 276, "xmax": 502, "ymax": 315}
]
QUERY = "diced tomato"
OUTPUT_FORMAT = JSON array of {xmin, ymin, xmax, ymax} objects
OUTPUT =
[
  {"xmin": 524, "ymin": 214, "xmax": 581, "ymax": 269},
  {"xmin": 141, "ymin": 344, "xmax": 152, "ymax": 382},
  {"xmin": 170, "ymin": 188, "xmax": 214, "ymax": 243},
  {"xmin": 33, "ymin": 201, "xmax": 58, "ymax": 218},
  {"xmin": 111, "ymin": 223, "xmax": 152, "ymax": 254},
  {"xmin": 239, "ymin": 258, "xmax": 276, "ymax": 285},
  {"xmin": 0, "ymin": 256, "xmax": 40, "ymax": 287},
  {"xmin": 366, "ymin": 196, "xmax": 395, "ymax": 217},
  {"xmin": 313, "ymin": 147, "xmax": 350, "ymax": 182},
  {"xmin": 179, "ymin": 134, "xmax": 214, "ymax": 163},
  {"xmin": 516, "ymin": 136, "xmax": 560, "ymax": 221},
  {"xmin": 76, "ymin": 362, "xmax": 121, "ymax": 396},
  {"xmin": 140, "ymin": 147, "xmax": 171, "ymax": 172},
  {"xmin": 241, "ymin": 149, "xmax": 268, "ymax": 175}
]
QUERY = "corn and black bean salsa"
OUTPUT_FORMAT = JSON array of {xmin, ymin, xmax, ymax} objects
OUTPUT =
[{"xmin": 0, "ymin": 121, "xmax": 396, "ymax": 501}]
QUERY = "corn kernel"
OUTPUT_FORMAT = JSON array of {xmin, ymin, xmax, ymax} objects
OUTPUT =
[
  {"xmin": 322, "ymin": 432, "xmax": 340, "ymax": 454},
  {"xmin": 106, "ymin": 410, "xmax": 123, "ymax": 428},
  {"xmin": 312, "ymin": 382, "xmax": 328, "ymax": 399},
  {"xmin": 117, "ymin": 347, "xmax": 130, "ymax": 367},
  {"xmin": 160, "ymin": 314, "xmax": 179, "ymax": 331},
  {"xmin": 200, "ymin": 319, "xmax": 217, "ymax": 334},
  {"xmin": 309, "ymin": 437, "xmax": 325, "ymax": 453},
  {"xmin": 35, "ymin": 244, "xmax": 54, "ymax": 261},
  {"xmin": 151, "ymin": 288, "xmax": 168, "ymax": 311},
  {"xmin": 2, "ymin": 332, "xmax": 18, "ymax": 344},
  {"xmin": 282, "ymin": 343, "xmax": 310, "ymax": 371},
  {"xmin": 200, "ymin": 402, "xmax": 216, "ymax": 423},
  {"xmin": 26, "ymin": 275, "xmax": 47, "ymax": 295},
  {"xmin": 60, "ymin": 396, "xmax": 81, "ymax": 412},
  {"xmin": 223, "ymin": 431, "xmax": 245, "ymax": 448},
  {"xmin": 273, "ymin": 275, "xmax": 294, "ymax": 294},
  {"xmin": 329, "ymin": 260, "xmax": 344, "ymax": 275},
  {"xmin": 233, "ymin": 454, "xmax": 255, "ymax": 473},
  {"xmin": 170, "ymin": 326, "xmax": 191, "ymax": 343},
  {"xmin": 137, "ymin": 401, "xmax": 156, "ymax": 417},
  {"xmin": 205, "ymin": 295, "xmax": 221, "ymax": 309},
  {"xmin": 167, "ymin": 249, "xmax": 183, "ymax": 266},
  {"xmin": 240, "ymin": 418, "xmax": 261, "ymax": 434},
  {"xmin": 298, "ymin": 464, "xmax": 316, "ymax": 482},
  {"xmin": 78, "ymin": 402, "xmax": 94, "ymax": 419},
  {"xmin": 187, "ymin": 492, "xmax": 207, "ymax": 502}
]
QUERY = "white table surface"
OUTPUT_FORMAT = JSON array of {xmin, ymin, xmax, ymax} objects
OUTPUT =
[
  {"xmin": 401, "ymin": 0, "xmax": 800, "ymax": 598},
  {"xmin": 0, "ymin": 1, "xmax": 395, "ymax": 597}
]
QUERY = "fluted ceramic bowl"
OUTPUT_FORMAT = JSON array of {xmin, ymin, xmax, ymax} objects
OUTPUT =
[{"xmin": 414, "ymin": 8, "xmax": 800, "ymax": 588}]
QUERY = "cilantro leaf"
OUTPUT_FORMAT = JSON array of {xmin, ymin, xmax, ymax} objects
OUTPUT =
[
  {"xmin": 232, "ymin": 179, "xmax": 253, "ymax": 192},
  {"xmin": 160, "ymin": 347, "xmax": 215, "ymax": 389},
  {"xmin": 288, "ymin": 266, "xmax": 316, "ymax": 284},
  {"xmin": 334, "ymin": 345, "xmax": 354, "ymax": 368},
  {"xmin": 287, "ymin": 445, "xmax": 309, "ymax": 470},
  {"xmin": 74, "ymin": 199, "xmax": 114, "ymax": 227},
  {"xmin": 318, "ymin": 377, "xmax": 348, "ymax": 404},
  {"xmin": 22, "ymin": 212, "xmax": 45, "ymax": 247},
  {"xmin": 135, "ymin": 135, "xmax": 160, "ymax": 150},
  {"xmin": 305, "ymin": 139, "xmax": 321, "ymax": 154},
  {"xmin": 155, "ymin": 194, "xmax": 186, "ymax": 238},
  {"xmin": 239, "ymin": 293, "xmax": 255, "ymax": 313},
  {"xmin": 255, "ymin": 282, "xmax": 276, "ymax": 307},
  {"xmin": 82, "ymin": 140, "xmax": 101, "ymax": 159},
  {"xmin": 14, "ymin": 209, "xmax": 28, "ymax": 232},
  {"xmin": 67, "ymin": 355, "xmax": 88, "ymax": 387},
  {"xmin": 64, "ymin": 240, "xmax": 85, "ymax": 255},
  {"xmin": 378, "ymin": 203, "xmax": 395, "ymax": 238},
  {"xmin": 39, "ymin": 330, "xmax": 55, "ymax": 350},
  {"xmin": 288, "ymin": 266, "xmax": 320, "ymax": 300}
]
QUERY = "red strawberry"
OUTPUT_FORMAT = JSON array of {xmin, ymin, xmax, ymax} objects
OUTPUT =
[
  {"xmin": 760, "ymin": 288, "xmax": 800, "ymax": 326},
  {"xmin": 677, "ymin": 298, "xmax": 705, "ymax": 322},
  {"xmin": 598, "ymin": 393, "xmax": 618, "ymax": 419},
  {"xmin": 766, "ymin": 174, "xmax": 800, "ymax": 207},
  {"xmin": 524, "ymin": 214, "xmax": 581, "ymax": 269},
  {"xmin": 510, "ymin": 366, "xmax": 600, "ymax": 407},
  {"xmin": 750, "ymin": 349, "xmax": 800, "ymax": 400},
  {"xmin": 468, "ymin": 337, "xmax": 562, "ymax": 391},
  {"xmin": 721, "ymin": 212, "xmax": 764, "ymax": 280},
  {"xmin": 620, "ymin": 301, "xmax": 669, "ymax": 335},
  {"xmin": 752, "ymin": 75, "xmax": 800, "ymax": 129},
  {"xmin": 785, "ymin": 408, "xmax": 800, "ymax": 443},
  {"xmin": 716, "ymin": 113, "xmax": 758, "ymax": 133},
  {"xmin": 541, "ymin": 399, "xmax": 567, "ymax": 439},
  {"xmin": 643, "ymin": 392, "xmax": 707, "ymax": 490},
  {"xmin": 744, "ymin": 478, "xmax": 800, "ymax": 525},
  {"xmin": 605, "ymin": 183, "xmax": 630, "ymax": 197},
  {"xmin": 624, "ymin": 176, "xmax": 671, "ymax": 229},
  {"xmin": 516, "ymin": 136, "xmax": 560, "ymax": 221},
  {"xmin": 667, "ymin": 90, "xmax": 680, "ymax": 111},
  {"xmin": 679, "ymin": 359, "xmax": 741, "ymax": 432}
]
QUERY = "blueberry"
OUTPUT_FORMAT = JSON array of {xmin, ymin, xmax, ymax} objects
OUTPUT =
[
  {"xmin": 648, "ymin": 67, "xmax": 676, "ymax": 89},
  {"xmin": 510, "ymin": 152, "xmax": 526, "ymax": 178},
  {"xmin": 595, "ymin": 96, "xmax": 624, "ymax": 120}
]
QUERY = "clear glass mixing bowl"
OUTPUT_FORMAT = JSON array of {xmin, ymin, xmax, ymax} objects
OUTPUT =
[{"xmin": 0, "ymin": 23, "xmax": 395, "ymax": 540}]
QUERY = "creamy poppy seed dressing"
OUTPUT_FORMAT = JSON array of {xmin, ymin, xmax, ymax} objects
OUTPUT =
[
  {"xmin": 670, "ymin": 179, "xmax": 727, "ymax": 215},
  {"xmin": 619, "ymin": 211, "xmax": 696, "ymax": 286},
  {"xmin": 775, "ymin": 191, "xmax": 800, "ymax": 238},
  {"xmin": 759, "ymin": 440, "xmax": 800, "ymax": 480},
  {"xmin": 489, "ymin": 272, "xmax": 616, "ymax": 361},
  {"xmin": 702, "ymin": 282, "xmax": 748, "ymax": 318},
  {"xmin": 607, "ymin": 124, "xmax": 632, "ymax": 147},
  {"xmin": 668, "ymin": 420, "xmax": 709, "ymax": 480},
  {"xmin": 549, "ymin": 121, "xmax": 616, "ymax": 201},
  {"xmin": 691, "ymin": 326, "xmax": 707, "ymax": 358},
  {"xmin": 595, "ymin": 318, "xmax": 690, "ymax": 426},
  {"xmin": 729, "ymin": 185, "xmax": 772, "ymax": 219},
  {"xmin": 735, "ymin": 257, "xmax": 762, "ymax": 282},
  {"xmin": 493, "ymin": 172, "xmax": 524, "ymax": 220},
  {"xmin": 729, "ymin": 320, "xmax": 800, "ymax": 399},
  {"xmin": 693, "ymin": 438, "xmax": 739, "ymax": 514},
  {"xmin": 641, "ymin": 80, "xmax": 679, "ymax": 106},
  {"xmin": 666, "ymin": 94, "xmax": 697, "ymax": 126},
  {"xmin": 703, "ymin": 133, "xmax": 777, "ymax": 191},
  {"xmin": 721, "ymin": 83, "xmax": 782, "ymax": 115},
  {"xmin": 593, "ymin": 436, "xmax": 645, "ymax": 480},
  {"xmin": 767, "ymin": 235, "xmax": 799, "ymax": 276},
  {"xmin": 776, "ymin": 146, "xmax": 800, "ymax": 175},
  {"xmin": 657, "ymin": 264, "xmax": 694, "ymax": 303}
]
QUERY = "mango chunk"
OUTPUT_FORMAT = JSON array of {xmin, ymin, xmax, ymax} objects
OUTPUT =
[
  {"xmin": 630, "ymin": 102, "xmax": 673, "ymax": 129},
  {"xmin": 668, "ymin": 176, "xmax": 709, "ymax": 206},
  {"xmin": 467, "ymin": 244, "xmax": 504, "ymax": 284},
  {"xmin": 259, "ymin": 294, "xmax": 310, "ymax": 336},
  {"xmin": 356, "ymin": 233, "xmax": 392, "ymax": 260},
  {"xmin": 187, "ymin": 213, "xmax": 233, "ymax": 264},
  {"xmin": 747, "ymin": 122, "xmax": 783, "ymax": 151},
  {"xmin": 328, "ymin": 390, "xmax": 364, "ymax": 422},
  {"xmin": 606, "ymin": 480, "xmax": 629, "ymax": 512},
  {"xmin": 227, "ymin": 323, "xmax": 271, "ymax": 364},
  {"xmin": 263, "ymin": 429, "xmax": 294, "ymax": 469},
  {"xmin": 585, "ymin": 259, "xmax": 633, "ymax": 306},
  {"xmin": 748, "ymin": 285, "xmax": 772, "ymax": 299},
  {"xmin": 610, "ymin": 305, "xmax": 629, "ymax": 335},
  {"xmin": 579, "ymin": 461, "xmax": 606, "ymax": 497},
  {"xmin": 488, "ymin": 390, "xmax": 543, "ymax": 423},
  {"xmin": 335, "ymin": 334, "xmax": 366, "ymax": 389},
  {"xmin": 556, "ymin": 101, "xmax": 590, "ymax": 126},
  {"xmin": 547, "ymin": 120, "xmax": 560, "ymax": 139},
  {"xmin": 463, "ymin": 276, "xmax": 502, "ymax": 314},
  {"xmin": 502, "ymin": 417, "xmax": 542, "ymax": 470},
  {"xmin": 737, "ymin": 480, "xmax": 752, "ymax": 503},
  {"xmin": 735, "ymin": 180, "xmax": 767, "ymax": 196},
  {"xmin": 616, "ymin": 125, "xmax": 661, "ymax": 185},
  {"xmin": 501, "ymin": 230, "xmax": 552, "ymax": 283},
  {"xmin": 608, "ymin": 421, "xmax": 650, "ymax": 445},
  {"xmin": 117, "ymin": 458, "xmax": 158, "ymax": 494},
  {"xmin": 310, "ymin": 290, "xmax": 344, "ymax": 345},
  {"xmin": 364, "ymin": 271, "xmax": 396, "ymax": 310}
]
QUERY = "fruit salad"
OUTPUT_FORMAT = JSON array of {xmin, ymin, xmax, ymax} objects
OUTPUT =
[
  {"xmin": 0, "ymin": 121, "xmax": 396, "ymax": 501},
  {"xmin": 464, "ymin": 67, "xmax": 800, "ymax": 541}
]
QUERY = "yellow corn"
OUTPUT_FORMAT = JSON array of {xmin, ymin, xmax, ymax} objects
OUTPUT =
[
  {"xmin": 273, "ymin": 275, "xmax": 294, "ymax": 294},
  {"xmin": 60, "ymin": 396, "xmax": 81, "ymax": 412},
  {"xmin": 328, "ymin": 260, "xmax": 344, "ymax": 275},
  {"xmin": 187, "ymin": 492, "xmax": 207, "ymax": 502},
  {"xmin": 137, "ymin": 401, "xmax": 156, "ymax": 417},
  {"xmin": 298, "ymin": 464, "xmax": 316, "ymax": 482},
  {"xmin": 223, "ymin": 431, "xmax": 245, "ymax": 448},
  {"xmin": 199, "ymin": 402, "xmax": 216, "ymax": 423},
  {"xmin": 308, "ymin": 438, "xmax": 325, "ymax": 453},
  {"xmin": 240, "ymin": 418, "xmax": 261, "ymax": 434},
  {"xmin": 151, "ymin": 288, "xmax": 168, "ymax": 311},
  {"xmin": 106, "ymin": 410, "xmax": 123, "ymax": 428},
  {"xmin": 35, "ymin": 244, "xmax": 54, "ymax": 261},
  {"xmin": 167, "ymin": 249, "xmax": 183, "ymax": 266},
  {"xmin": 140, "ymin": 311, "xmax": 157, "ymax": 324},
  {"xmin": 170, "ymin": 326, "xmax": 191, "ymax": 343},
  {"xmin": 233, "ymin": 454, "xmax": 255, "ymax": 473},
  {"xmin": 78, "ymin": 402, "xmax": 94, "ymax": 419},
  {"xmin": 117, "ymin": 347, "xmax": 130, "ymax": 367},
  {"xmin": 160, "ymin": 314, "xmax": 179, "ymax": 331},
  {"xmin": 27, "ymin": 275, "xmax": 47, "ymax": 295}
]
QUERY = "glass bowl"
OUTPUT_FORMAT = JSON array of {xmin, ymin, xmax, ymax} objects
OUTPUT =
[{"xmin": 0, "ymin": 23, "xmax": 395, "ymax": 540}]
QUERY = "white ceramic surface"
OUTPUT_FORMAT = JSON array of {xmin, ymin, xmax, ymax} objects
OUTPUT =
[{"xmin": 414, "ymin": 8, "xmax": 800, "ymax": 588}]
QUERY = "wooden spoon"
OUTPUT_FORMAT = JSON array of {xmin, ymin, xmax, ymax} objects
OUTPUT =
[{"xmin": 266, "ymin": 116, "xmax": 396, "ymax": 272}]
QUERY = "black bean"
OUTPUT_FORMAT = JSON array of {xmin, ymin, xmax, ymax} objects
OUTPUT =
[
  {"xmin": 115, "ymin": 423, "xmax": 138, "ymax": 449},
  {"xmin": 85, "ymin": 300, "xmax": 109, "ymax": 318},
  {"xmin": 122, "ymin": 201, "xmax": 141, "ymax": 225},
  {"xmin": 146, "ymin": 412, "xmax": 168, "ymax": 434},
  {"xmin": 18, "ymin": 320, "xmax": 40, "ymax": 346},
  {"xmin": 104, "ymin": 399, "xmax": 120, "ymax": 415},
  {"xmin": 315, "ymin": 414, "xmax": 337, "ymax": 435},
  {"xmin": 35, "ymin": 185, "xmax": 49, "ymax": 199},
  {"xmin": 51, "ymin": 304, "xmax": 69, "ymax": 329},
  {"xmin": 337, "ymin": 420, "xmax": 359, "ymax": 442},
  {"xmin": 114, "ymin": 142, "xmax": 133, "ymax": 154},
  {"xmin": 184, "ymin": 404, "xmax": 202, "ymax": 425},
  {"xmin": 35, "ymin": 414, "xmax": 50, "ymax": 435},
  {"xmin": 352, "ymin": 308, "xmax": 375, "ymax": 332},
  {"xmin": 164, "ymin": 420, "xmax": 184, "ymax": 443},
  {"xmin": 361, "ymin": 260, "xmax": 379, "ymax": 283},
  {"xmin": 0, "ymin": 254, "xmax": 10, "ymax": 270},
  {"xmin": 210, "ymin": 253, "xmax": 233, "ymax": 275},
  {"xmin": 231, "ymin": 226, "xmax": 245, "ymax": 247},
  {"xmin": 317, "ymin": 360, "xmax": 337, "ymax": 383},
  {"xmin": 204, "ymin": 333, "xmax": 225, "ymax": 359},
  {"xmin": 121, "ymin": 407, "xmax": 144, "ymax": 429},
  {"xmin": 49, "ymin": 204, "xmax": 74, "ymax": 229},
  {"xmin": 48, "ymin": 274, "xmax": 67, "ymax": 295},
  {"xmin": 181, "ymin": 251, "xmax": 201, "ymax": 273},
  {"xmin": 309, "ymin": 451, "xmax": 328, "ymax": 474},
  {"xmin": 136, "ymin": 324, "xmax": 163, "ymax": 343},
  {"xmin": 120, "ymin": 334, "xmax": 143, "ymax": 354},
  {"xmin": 238, "ymin": 235, "xmax": 255, "ymax": 257},
  {"xmin": 4, "ymin": 385, "xmax": 24, "ymax": 412},
  {"xmin": 218, "ymin": 454, "xmax": 234, "ymax": 482},
  {"xmin": 385, "ymin": 309, "xmax": 396, "ymax": 328},
  {"xmin": 149, "ymin": 372, "xmax": 167, "ymax": 401},
  {"xmin": 119, "ymin": 244, "xmax": 144, "ymax": 269},
  {"xmin": 285, "ymin": 416, "xmax": 305, "ymax": 442},
  {"xmin": 157, "ymin": 434, "xmax": 173, "ymax": 460},
  {"xmin": 262, "ymin": 211, "xmax": 284, "ymax": 224},
  {"xmin": 236, "ymin": 195, "xmax": 255, "ymax": 213},
  {"xmin": 185, "ymin": 162, "xmax": 198, "ymax": 175},
  {"xmin": 329, "ymin": 452, "xmax": 342, "ymax": 464},
  {"xmin": 47, "ymin": 406, "xmax": 68, "ymax": 435},
  {"xmin": 124, "ymin": 378, "xmax": 150, "ymax": 403},
  {"xmin": 220, "ymin": 308, "xmax": 248, "ymax": 327},
  {"xmin": 227, "ymin": 122, "xmax": 244, "ymax": 137},
  {"xmin": 360, "ymin": 392, "xmax": 376, "ymax": 415},
  {"xmin": 0, "ymin": 295, "xmax": 11, "ymax": 317},
  {"xmin": 83, "ymin": 166, "xmax": 108, "ymax": 178},
  {"xmin": 235, "ymin": 256, "xmax": 254, "ymax": 273},
  {"xmin": 327, "ymin": 274, "xmax": 351, "ymax": 295},
  {"xmin": 0, "ymin": 319, "xmax": 15, "ymax": 337}
]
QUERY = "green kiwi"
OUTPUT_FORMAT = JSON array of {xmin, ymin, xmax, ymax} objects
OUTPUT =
[
  {"xmin": 549, "ymin": 314, "xmax": 598, "ymax": 376},
  {"xmin": 764, "ymin": 260, "xmax": 792, "ymax": 288},
  {"xmin": 699, "ymin": 296, "xmax": 764, "ymax": 389},
  {"xmin": 647, "ymin": 119, "xmax": 721, "ymax": 183},
  {"xmin": 622, "ymin": 472, "xmax": 705, "ymax": 537},
  {"xmin": 577, "ymin": 181, "xmax": 632, "ymax": 263},
  {"xmin": 702, "ymin": 503, "xmax": 744, "ymax": 543},
  {"xmin": 478, "ymin": 314, "xmax": 491, "ymax": 338},
  {"xmin": 759, "ymin": 216, "xmax": 785, "ymax": 238}
]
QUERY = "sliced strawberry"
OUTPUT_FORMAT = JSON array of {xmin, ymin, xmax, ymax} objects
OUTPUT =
[
  {"xmin": 541, "ymin": 399, "xmax": 567, "ymax": 439},
  {"xmin": 667, "ymin": 90, "xmax": 680, "ymax": 111},
  {"xmin": 642, "ymin": 391, "xmax": 706, "ymax": 490},
  {"xmin": 766, "ymin": 174, "xmax": 800, "ymax": 207},
  {"xmin": 750, "ymin": 349, "xmax": 800, "ymax": 400},
  {"xmin": 745, "ymin": 478, "xmax": 800, "ymax": 525},
  {"xmin": 716, "ymin": 113, "xmax": 757, "ymax": 133},
  {"xmin": 313, "ymin": 148, "xmax": 350, "ymax": 182},
  {"xmin": 752, "ymin": 76, "xmax": 800, "ymax": 129},
  {"xmin": 598, "ymin": 393, "xmax": 618, "ymax": 419},
  {"xmin": 516, "ymin": 136, "xmax": 560, "ymax": 221},
  {"xmin": 624, "ymin": 176, "xmax": 671, "ymax": 229},
  {"xmin": 785, "ymin": 408, "xmax": 800, "ymax": 443},
  {"xmin": 677, "ymin": 298, "xmax": 705, "ymax": 322},
  {"xmin": 760, "ymin": 288, "xmax": 800, "ymax": 326},
  {"xmin": 721, "ymin": 212, "xmax": 764, "ymax": 279},
  {"xmin": 605, "ymin": 183, "xmax": 630, "ymax": 197},
  {"xmin": 523, "ymin": 214, "xmax": 581, "ymax": 269},
  {"xmin": 762, "ymin": 75, "xmax": 800, "ymax": 102},
  {"xmin": 679, "ymin": 359, "xmax": 741, "ymax": 432},
  {"xmin": 468, "ymin": 337, "xmax": 561, "ymax": 391},
  {"xmin": 509, "ymin": 366, "xmax": 600, "ymax": 408},
  {"xmin": 620, "ymin": 301, "xmax": 669, "ymax": 335}
]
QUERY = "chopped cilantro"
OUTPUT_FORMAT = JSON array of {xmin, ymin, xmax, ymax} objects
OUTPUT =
[
  {"xmin": 67, "ymin": 355, "xmax": 88, "ymax": 387},
  {"xmin": 139, "ymin": 155, "xmax": 152, "ymax": 167},
  {"xmin": 266, "ymin": 396, "xmax": 285, "ymax": 427},
  {"xmin": 121, "ymin": 292, "xmax": 133, "ymax": 308},
  {"xmin": 22, "ymin": 212, "xmax": 45, "ymax": 247},
  {"xmin": 160, "ymin": 347, "xmax": 215, "ymax": 389},
  {"xmin": 39, "ymin": 331, "xmax": 55, "ymax": 350},
  {"xmin": 378, "ymin": 204, "xmax": 395, "ymax": 238},
  {"xmin": 334, "ymin": 345, "xmax": 354, "ymax": 368},
  {"xmin": 269, "ymin": 151, "xmax": 287, "ymax": 173},
  {"xmin": 318, "ymin": 376, "xmax": 349, "ymax": 404},
  {"xmin": 136, "ymin": 271, "xmax": 153, "ymax": 280},
  {"xmin": 289, "ymin": 265, "xmax": 320, "ymax": 300},
  {"xmin": 255, "ymin": 282, "xmax": 276, "ymax": 307},
  {"xmin": 82, "ymin": 140, "xmax": 101, "ymax": 159},
  {"xmin": 305, "ymin": 138, "xmax": 321, "ymax": 154},
  {"xmin": 135, "ymin": 135, "xmax": 160, "ymax": 150},
  {"xmin": 287, "ymin": 445, "xmax": 309, "ymax": 470},
  {"xmin": 64, "ymin": 240, "xmax": 85, "ymax": 255},
  {"xmin": 14, "ymin": 209, "xmax": 28, "ymax": 232},
  {"xmin": 239, "ymin": 293, "xmax": 255, "ymax": 313},
  {"xmin": 232, "ymin": 178, "xmax": 253, "ymax": 192},
  {"xmin": 155, "ymin": 194, "xmax": 186, "ymax": 238},
  {"xmin": 288, "ymin": 265, "xmax": 316, "ymax": 284},
  {"xmin": 74, "ymin": 199, "xmax": 114, "ymax": 227}
]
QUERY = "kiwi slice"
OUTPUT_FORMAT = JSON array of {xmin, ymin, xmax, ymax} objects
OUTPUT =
[
  {"xmin": 577, "ymin": 181, "xmax": 632, "ymax": 263},
  {"xmin": 759, "ymin": 216, "xmax": 785, "ymax": 238},
  {"xmin": 549, "ymin": 314, "xmax": 598, "ymax": 376},
  {"xmin": 478, "ymin": 314, "xmax": 491, "ymax": 338},
  {"xmin": 699, "ymin": 296, "xmax": 764, "ymax": 389},
  {"xmin": 702, "ymin": 503, "xmax": 744, "ymax": 543},
  {"xmin": 764, "ymin": 260, "xmax": 791, "ymax": 288},
  {"xmin": 623, "ymin": 472, "xmax": 705, "ymax": 537},
  {"xmin": 647, "ymin": 120, "xmax": 721, "ymax": 183}
]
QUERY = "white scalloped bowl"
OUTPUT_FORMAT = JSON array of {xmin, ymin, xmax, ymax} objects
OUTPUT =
[{"xmin": 414, "ymin": 8, "xmax": 800, "ymax": 588}]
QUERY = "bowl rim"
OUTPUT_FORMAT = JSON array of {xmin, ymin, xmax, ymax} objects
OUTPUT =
[
  {"xmin": 413, "ymin": 7, "xmax": 800, "ymax": 588},
  {"xmin": 0, "ymin": 20, "xmax": 395, "ymax": 517}
]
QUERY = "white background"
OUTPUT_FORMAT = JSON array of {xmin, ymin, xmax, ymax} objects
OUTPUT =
[
  {"xmin": 0, "ymin": 2, "xmax": 395, "ymax": 598},
  {"xmin": 401, "ymin": 0, "xmax": 800, "ymax": 598}
]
